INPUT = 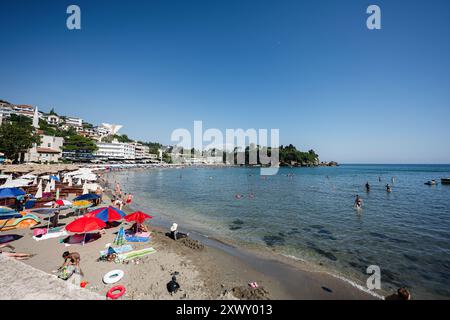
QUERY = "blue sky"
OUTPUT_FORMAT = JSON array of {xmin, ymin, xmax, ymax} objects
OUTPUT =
[{"xmin": 1, "ymin": 0, "xmax": 449, "ymax": 163}]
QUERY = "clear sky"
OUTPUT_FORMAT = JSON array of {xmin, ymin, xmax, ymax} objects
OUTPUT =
[{"xmin": 1, "ymin": 0, "xmax": 449, "ymax": 163}]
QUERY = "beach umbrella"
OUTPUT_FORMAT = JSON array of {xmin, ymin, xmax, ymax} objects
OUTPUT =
[
  {"xmin": 56, "ymin": 188, "xmax": 60, "ymax": 200},
  {"xmin": 124, "ymin": 211, "xmax": 153, "ymax": 234},
  {"xmin": 68, "ymin": 176, "xmax": 73, "ymax": 187},
  {"xmin": 77, "ymin": 179, "xmax": 82, "ymax": 186},
  {"xmin": 50, "ymin": 179, "xmax": 56, "ymax": 191},
  {"xmin": 82, "ymin": 182, "xmax": 89, "ymax": 195},
  {"xmin": 85, "ymin": 206, "xmax": 126, "ymax": 222},
  {"xmin": 50, "ymin": 175, "xmax": 60, "ymax": 182},
  {"xmin": 124, "ymin": 211, "xmax": 153, "ymax": 224},
  {"xmin": 5, "ymin": 175, "xmax": 12, "ymax": 184},
  {"xmin": 0, "ymin": 187, "xmax": 26, "ymax": 199},
  {"xmin": 32, "ymin": 177, "xmax": 37, "ymax": 185},
  {"xmin": 35, "ymin": 180, "xmax": 43, "ymax": 199},
  {"xmin": 63, "ymin": 175, "xmax": 68, "ymax": 183},
  {"xmin": 65, "ymin": 216, "xmax": 106, "ymax": 245},
  {"xmin": 44, "ymin": 199, "xmax": 72, "ymax": 207},
  {"xmin": 74, "ymin": 193, "xmax": 100, "ymax": 201},
  {"xmin": 44, "ymin": 181, "xmax": 51, "ymax": 193}
]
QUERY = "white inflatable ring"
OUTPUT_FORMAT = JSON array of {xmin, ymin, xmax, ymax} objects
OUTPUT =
[{"xmin": 103, "ymin": 269, "xmax": 124, "ymax": 284}]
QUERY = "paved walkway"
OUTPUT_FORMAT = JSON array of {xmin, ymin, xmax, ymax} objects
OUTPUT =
[{"xmin": 0, "ymin": 255, "xmax": 103, "ymax": 300}]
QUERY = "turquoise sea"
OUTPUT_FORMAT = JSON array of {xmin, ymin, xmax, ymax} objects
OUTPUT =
[{"xmin": 108, "ymin": 164, "xmax": 450, "ymax": 299}]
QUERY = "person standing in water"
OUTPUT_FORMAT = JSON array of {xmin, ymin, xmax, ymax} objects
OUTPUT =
[
  {"xmin": 354, "ymin": 195, "xmax": 363, "ymax": 208},
  {"xmin": 365, "ymin": 182, "xmax": 371, "ymax": 192},
  {"xmin": 386, "ymin": 184, "xmax": 392, "ymax": 192}
]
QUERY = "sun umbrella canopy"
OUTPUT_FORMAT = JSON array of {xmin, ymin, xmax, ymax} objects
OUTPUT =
[
  {"xmin": 124, "ymin": 211, "xmax": 153, "ymax": 224},
  {"xmin": 44, "ymin": 199, "xmax": 72, "ymax": 207},
  {"xmin": 0, "ymin": 188, "xmax": 26, "ymax": 199},
  {"xmin": 65, "ymin": 216, "xmax": 106, "ymax": 233},
  {"xmin": 72, "ymin": 200, "xmax": 93, "ymax": 209},
  {"xmin": 74, "ymin": 193, "xmax": 100, "ymax": 201},
  {"xmin": 85, "ymin": 206, "xmax": 126, "ymax": 222}
]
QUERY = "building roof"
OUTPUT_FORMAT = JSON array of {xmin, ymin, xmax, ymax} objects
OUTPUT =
[{"xmin": 36, "ymin": 147, "xmax": 61, "ymax": 154}]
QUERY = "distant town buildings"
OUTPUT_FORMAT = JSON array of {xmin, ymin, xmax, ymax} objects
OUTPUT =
[{"xmin": 1, "ymin": 99, "xmax": 167, "ymax": 164}]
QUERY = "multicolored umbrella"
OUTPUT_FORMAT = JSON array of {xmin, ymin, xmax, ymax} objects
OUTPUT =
[
  {"xmin": 85, "ymin": 206, "xmax": 126, "ymax": 222},
  {"xmin": 44, "ymin": 199, "xmax": 72, "ymax": 207},
  {"xmin": 124, "ymin": 211, "xmax": 153, "ymax": 224},
  {"xmin": 114, "ymin": 226, "xmax": 126, "ymax": 245}
]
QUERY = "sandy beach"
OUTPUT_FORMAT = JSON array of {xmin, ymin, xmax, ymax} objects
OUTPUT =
[{"xmin": 0, "ymin": 181, "xmax": 377, "ymax": 300}]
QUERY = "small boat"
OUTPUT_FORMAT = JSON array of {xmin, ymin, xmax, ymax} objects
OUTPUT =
[
  {"xmin": 424, "ymin": 180, "xmax": 438, "ymax": 186},
  {"xmin": 441, "ymin": 178, "xmax": 450, "ymax": 185}
]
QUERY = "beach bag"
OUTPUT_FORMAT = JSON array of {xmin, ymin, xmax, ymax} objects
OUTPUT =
[{"xmin": 167, "ymin": 277, "xmax": 180, "ymax": 294}]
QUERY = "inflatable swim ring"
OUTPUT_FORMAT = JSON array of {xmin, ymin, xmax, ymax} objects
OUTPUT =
[
  {"xmin": 106, "ymin": 285, "xmax": 126, "ymax": 300},
  {"xmin": 103, "ymin": 269, "xmax": 124, "ymax": 284}
]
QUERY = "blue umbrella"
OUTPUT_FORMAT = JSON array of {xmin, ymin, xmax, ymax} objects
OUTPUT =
[
  {"xmin": 0, "ymin": 188, "xmax": 26, "ymax": 199},
  {"xmin": 74, "ymin": 193, "xmax": 100, "ymax": 201},
  {"xmin": 50, "ymin": 175, "xmax": 60, "ymax": 182}
]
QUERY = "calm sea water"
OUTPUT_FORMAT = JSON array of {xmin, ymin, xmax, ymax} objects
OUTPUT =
[{"xmin": 109, "ymin": 164, "xmax": 450, "ymax": 299}]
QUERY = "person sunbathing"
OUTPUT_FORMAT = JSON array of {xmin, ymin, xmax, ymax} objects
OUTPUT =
[
  {"xmin": 0, "ymin": 244, "xmax": 33, "ymax": 260},
  {"xmin": 131, "ymin": 223, "xmax": 148, "ymax": 233}
]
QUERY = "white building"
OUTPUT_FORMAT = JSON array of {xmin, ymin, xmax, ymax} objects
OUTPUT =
[
  {"xmin": 64, "ymin": 116, "xmax": 83, "ymax": 127},
  {"xmin": 25, "ymin": 134, "xmax": 64, "ymax": 163},
  {"xmin": 47, "ymin": 114, "xmax": 61, "ymax": 125},
  {"xmin": 95, "ymin": 125, "xmax": 111, "ymax": 136},
  {"xmin": 94, "ymin": 140, "xmax": 136, "ymax": 160},
  {"xmin": 133, "ymin": 143, "xmax": 150, "ymax": 159}
]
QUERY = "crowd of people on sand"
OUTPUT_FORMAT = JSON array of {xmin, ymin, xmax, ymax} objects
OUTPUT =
[{"xmin": 110, "ymin": 181, "xmax": 134, "ymax": 210}]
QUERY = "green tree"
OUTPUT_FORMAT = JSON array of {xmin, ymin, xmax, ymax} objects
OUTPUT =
[
  {"xmin": 63, "ymin": 135, "xmax": 98, "ymax": 153},
  {"xmin": 0, "ymin": 115, "xmax": 40, "ymax": 162}
]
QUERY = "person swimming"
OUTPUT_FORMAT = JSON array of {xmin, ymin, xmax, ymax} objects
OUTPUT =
[
  {"xmin": 365, "ymin": 182, "xmax": 371, "ymax": 192},
  {"xmin": 354, "ymin": 195, "xmax": 363, "ymax": 208},
  {"xmin": 386, "ymin": 184, "xmax": 392, "ymax": 192}
]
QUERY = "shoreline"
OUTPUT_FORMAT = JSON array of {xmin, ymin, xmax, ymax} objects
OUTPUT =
[
  {"xmin": 1, "ymin": 164, "xmax": 380, "ymax": 300},
  {"xmin": 101, "ymin": 167, "xmax": 380, "ymax": 300}
]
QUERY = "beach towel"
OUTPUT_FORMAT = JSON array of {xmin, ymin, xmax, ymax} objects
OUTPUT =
[
  {"xmin": 118, "ymin": 247, "xmax": 156, "ymax": 261},
  {"xmin": 125, "ymin": 235, "xmax": 151, "ymax": 242},
  {"xmin": 99, "ymin": 244, "xmax": 133, "ymax": 256},
  {"xmin": 33, "ymin": 230, "xmax": 68, "ymax": 241}
]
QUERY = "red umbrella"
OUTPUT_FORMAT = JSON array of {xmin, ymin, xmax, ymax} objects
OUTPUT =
[
  {"xmin": 65, "ymin": 216, "xmax": 106, "ymax": 245},
  {"xmin": 124, "ymin": 211, "xmax": 153, "ymax": 224},
  {"xmin": 124, "ymin": 211, "xmax": 153, "ymax": 234},
  {"xmin": 66, "ymin": 216, "xmax": 106, "ymax": 233}
]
